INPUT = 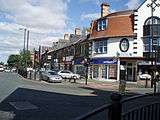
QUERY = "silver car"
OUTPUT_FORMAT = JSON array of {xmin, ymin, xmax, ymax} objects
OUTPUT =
[{"xmin": 41, "ymin": 70, "xmax": 62, "ymax": 83}]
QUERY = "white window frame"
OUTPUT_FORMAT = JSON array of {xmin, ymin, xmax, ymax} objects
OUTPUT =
[
  {"xmin": 94, "ymin": 40, "xmax": 108, "ymax": 54},
  {"xmin": 97, "ymin": 19, "xmax": 107, "ymax": 31}
]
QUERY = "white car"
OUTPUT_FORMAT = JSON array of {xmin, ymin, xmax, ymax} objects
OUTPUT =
[
  {"xmin": 41, "ymin": 70, "xmax": 62, "ymax": 83},
  {"xmin": 139, "ymin": 74, "xmax": 151, "ymax": 80},
  {"xmin": 0, "ymin": 67, "xmax": 4, "ymax": 72},
  {"xmin": 4, "ymin": 69, "xmax": 11, "ymax": 72},
  {"xmin": 58, "ymin": 70, "xmax": 80, "ymax": 79}
]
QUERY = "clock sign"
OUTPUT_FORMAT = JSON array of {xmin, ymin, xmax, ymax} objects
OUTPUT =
[{"xmin": 119, "ymin": 38, "xmax": 129, "ymax": 52}]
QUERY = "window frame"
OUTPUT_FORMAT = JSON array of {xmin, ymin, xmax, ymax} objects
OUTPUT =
[
  {"xmin": 97, "ymin": 19, "xmax": 107, "ymax": 31},
  {"xmin": 94, "ymin": 39, "xmax": 108, "ymax": 54}
]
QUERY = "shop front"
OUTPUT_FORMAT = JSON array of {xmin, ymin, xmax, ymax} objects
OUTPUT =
[
  {"xmin": 90, "ymin": 58, "xmax": 117, "ymax": 80},
  {"xmin": 119, "ymin": 59, "xmax": 138, "ymax": 82},
  {"xmin": 73, "ymin": 57, "xmax": 86, "ymax": 76}
]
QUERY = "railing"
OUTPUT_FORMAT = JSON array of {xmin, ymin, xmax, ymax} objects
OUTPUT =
[
  {"xmin": 75, "ymin": 93, "xmax": 160, "ymax": 120},
  {"xmin": 122, "ymin": 102, "xmax": 160, "ymax": 120}
]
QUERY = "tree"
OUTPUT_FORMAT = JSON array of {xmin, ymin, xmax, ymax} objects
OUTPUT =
[
  {"xmin": 0, "ymin": 62, "xmax": 4, "ymax": 65},
  {"xmin": 19, "ymin": 50, "xmax": 32, "ymax": 68},
  {"xmin": 7, "ymin": 50, "xmax": 32, "ymax": 69},
  {"xmin": 7, "ymin": 55, "xmax": 21, "ymax": 68}
]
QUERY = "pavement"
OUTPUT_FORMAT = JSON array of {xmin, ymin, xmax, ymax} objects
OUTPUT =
[{"xmin": 76, "ymin": 79, "xmax": 154, "ymax": 94}]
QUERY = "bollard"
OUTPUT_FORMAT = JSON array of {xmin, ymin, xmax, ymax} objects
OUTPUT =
[
  {"xmin": 119, "ymin": 80, "xmax": 126, "ymax": 93},
  {"xmin": 145, "ymin": 78, "xmax": 148, "ymax": 88},
  {"xmin": 110, "ymin": 93, "xmax": 122, "ymax": 120}
]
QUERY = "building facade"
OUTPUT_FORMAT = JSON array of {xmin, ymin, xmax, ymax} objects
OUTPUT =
[
  {"xmin": 135, "ymin": 0, "xmax": 160, "ymax": 75},
  {"xmin": 41, "ymin": 0, "xmax": 160, "ymax": 82},
  {"xmin": 88, "ymin": 3, "xmax": 141, "ymax": 82}
]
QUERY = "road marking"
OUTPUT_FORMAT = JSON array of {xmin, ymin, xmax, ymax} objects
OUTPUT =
[{"xmin": 9, "ymin": 101, "xmax": 38, "ymax": 110}]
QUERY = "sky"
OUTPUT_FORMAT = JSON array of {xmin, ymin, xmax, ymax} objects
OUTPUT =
[{"xmin": 0, "ymin": 0, "xmax": 143, "ymax": 63}]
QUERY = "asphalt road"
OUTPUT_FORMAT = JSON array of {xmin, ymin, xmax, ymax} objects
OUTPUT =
[{"xmin": 0, "ymin": 72, "xmax": 113, "ymax": 120}]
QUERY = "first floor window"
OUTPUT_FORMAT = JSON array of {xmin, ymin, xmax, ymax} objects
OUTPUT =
[{"xmin": 94, "ymin": 40, "xmax": 107, "ymax": 54}]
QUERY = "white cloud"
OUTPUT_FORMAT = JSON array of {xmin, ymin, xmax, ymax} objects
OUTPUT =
[
  {"xmin": 0, "ymin": 0, "xmax": 69, "ymax": 63},
  {"xmin": 81, "ymin": 13, "xmax": 100, "ymax": 20},
  {"xmin": 125, "ymin": 0, "xmax": 140, "ymax": 9},
  {"xmin": 0, "ymin": 0, "xmax": 68, "ymax": 33}
]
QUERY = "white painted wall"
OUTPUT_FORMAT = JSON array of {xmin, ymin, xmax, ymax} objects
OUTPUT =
[
  {"xmin": 135, "ymin": 0, "xmax": 160, "ymax": 57},
  {"xmin": 91, "ymin": 37, "xmax": 137, "ymax": 58}
]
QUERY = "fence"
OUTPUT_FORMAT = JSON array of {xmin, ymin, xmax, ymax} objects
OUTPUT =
[{"xmin": 75, "ymin": 93, "xmax": 160, "ymax": 120}]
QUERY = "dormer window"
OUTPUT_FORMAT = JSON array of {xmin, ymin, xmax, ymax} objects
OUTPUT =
[{"xmin": 97, "ymin": 19, "xmax": 107, "ymax": 31}]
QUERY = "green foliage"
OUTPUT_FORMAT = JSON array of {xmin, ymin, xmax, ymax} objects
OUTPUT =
[
  {"xmin": 0, "ymin": 62, "xmax": 4, "ymax": 65},
  {"xmin": 19, "ymin": 50, "xmax": 32, "ymax": 68},
  {"xmin": 7, "ymin": 54, "xmax": 21, "ymax": 68},
  {"xmin": 7, "ymin": 50, "xmax": 32, "ymax": 69}
]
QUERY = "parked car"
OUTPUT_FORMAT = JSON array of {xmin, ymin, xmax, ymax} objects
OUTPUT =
[
  {"xmin": 11, "ymin": 68, "xmax": 17, "ymax": 72},
  {"xmin": 139, "ymin": 74, "xmax": 151, "ymax": 80},
  {"xmin": 58, "ymin": 70, "xmax": 80, "ymax": 79},
  {"xmin": 0, "ymin": 67, "xmax": 4, "ymax": 72},
  {"xmin": 4, "ymin": 68, "xmax": 11, "ymax": 72},
  {"xmin": 41, "ymin": 70, "xmax": 62, "ymax": 83}
]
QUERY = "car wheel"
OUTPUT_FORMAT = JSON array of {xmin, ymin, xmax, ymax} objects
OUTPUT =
[{"xmin": 73, "ymin": 76, "xmax": 77, "ymax": 79}]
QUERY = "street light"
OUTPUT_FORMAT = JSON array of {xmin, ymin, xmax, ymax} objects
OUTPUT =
[
  {"xmin": 19, "ymin": 28, "xmax": 27, "ymax": 52},
  {"xmin": 147, "ymin": 0, "xmax": 160, "ymax": 93},
  {"xmin": 19, "ymin": 28, "xmax": 30, "ymax": 52},
  {"xmin": 82, "ymin": 58, "xmax": 90, "ymax": 85}
]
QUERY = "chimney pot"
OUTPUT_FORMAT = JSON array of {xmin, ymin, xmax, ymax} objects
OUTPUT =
[
  {"xmin": 75, "ymin": 28, "xmax": 81, "ymax": 36},
  {"xmin": 64, "ymin": 34, "xmax": 69, "ymax": 40}
]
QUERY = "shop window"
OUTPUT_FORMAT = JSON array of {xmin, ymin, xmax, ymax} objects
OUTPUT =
[
  {"xmin": 93, "ymin": 65, "xmax": 99, "ymax": 78},
  {"xmin": 102, "ymin": 65, "xmax": 108, "ymax": 79},
  {"xmin": 108, "ymin": 65, "xmax": 117, "ymax": 79}
]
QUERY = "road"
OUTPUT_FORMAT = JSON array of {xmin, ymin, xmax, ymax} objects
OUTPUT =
[{"xmin": 0, "ymin": 72, "xmax": 113, "ymax": 120}]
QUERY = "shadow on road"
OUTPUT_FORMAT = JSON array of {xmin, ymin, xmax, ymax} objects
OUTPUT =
[{"xmin": 0, "ymin": 87, "xmax": 115, "ymax": 120}]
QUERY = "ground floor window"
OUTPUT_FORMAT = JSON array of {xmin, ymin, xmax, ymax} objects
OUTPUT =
[
  {"xmin": 92, "ymin": 64, "xmax": 117, "ymax": 80},
  {"xmin": 101, "ymin": 65, "xmax": 108, "ymax": 79},
  {"xmin": 120, "ymin": 61, "xmax": 137, "ymax": 82},
  {"xmin": 108, "ymin": 65, "xmax": 117, "ymax": 79},
  {"xmin": 93, "ymin": 65, "xmax": 99, "ymax": 78}
]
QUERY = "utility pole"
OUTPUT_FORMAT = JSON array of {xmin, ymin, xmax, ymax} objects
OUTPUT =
[
  {"xmin": 23, "ymin": 28, "xmax": 27, "ymax": 52},
  {"xmin": 26, "ymin": 30, "xmax": 30, "ymax": 51},
  {"xmin": 38, "ymin": 46, "xmax": 42, "ymax": 81}
]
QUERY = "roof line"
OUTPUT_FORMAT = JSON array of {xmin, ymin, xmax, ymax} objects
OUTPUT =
[{"xmin": 136, "ymin": 0, "xmax": 147, "ymax": 10}]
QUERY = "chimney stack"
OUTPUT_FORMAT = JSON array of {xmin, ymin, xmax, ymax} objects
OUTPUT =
[
  {"xmin": 75, "ymin": 28, "xmax": 81, "ymax": 36},
  {"xmin": 64, "ymin": 33, "xmax": 69, "ymax": 40},
  {"xmin": 101, "ymin": 3, "xmax": 110, "ymax": 17}
]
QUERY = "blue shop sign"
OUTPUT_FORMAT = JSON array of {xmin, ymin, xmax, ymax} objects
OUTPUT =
[
  {"xmin": 90, "ymin": 58, "xmax": 117, "ymax": 64},
  {"xmin": 74, "ymin": 58, "xmax": 84, "ymax": 64}
]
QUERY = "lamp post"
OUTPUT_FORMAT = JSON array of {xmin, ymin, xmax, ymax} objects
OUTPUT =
[
  {"xmin": 147, "ymin": 0, "xmax": 160, "ymax": 93},
  {"xmin": 19, "ymin": 28, "xmax": 27, "ymax": 52},
  {"xmin": 83, "ymin": 58, "xmax": 90, "ymax": 85},
  {"xmin": 19, "ymin": 28, "xmax": 30, "ymax": 52}
]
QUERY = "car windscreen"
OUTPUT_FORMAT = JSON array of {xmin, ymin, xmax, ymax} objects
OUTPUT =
[{"xmin": 48, "ymin": 72, "xmax": 57, "ymax": 75}]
